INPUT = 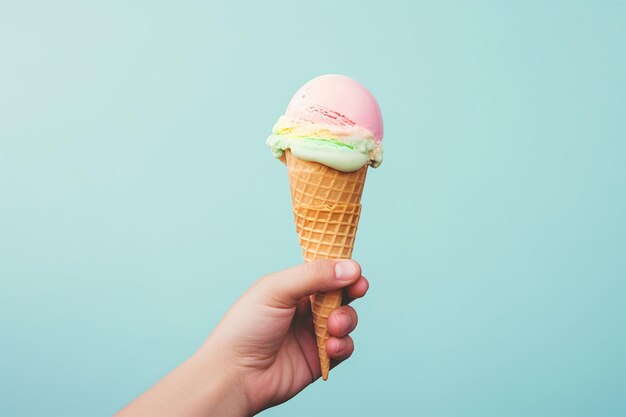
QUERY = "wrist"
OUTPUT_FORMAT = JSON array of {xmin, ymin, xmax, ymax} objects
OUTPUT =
[
  {"xmin": 190, "ymin": 349, "xmax": 251, "ymax": 417},
  {"xmin": 115, "ymin": 348, "xmax": 250, "ymax": 417}
]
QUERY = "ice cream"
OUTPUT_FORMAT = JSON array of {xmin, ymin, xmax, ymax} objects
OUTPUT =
[
  {"xmin": 267, "ymin": 74, "xmax": 383, "ymax": 172},
  {"xmin": 267, "ymin": 74, "xmax": 383, "ymax": 381}
]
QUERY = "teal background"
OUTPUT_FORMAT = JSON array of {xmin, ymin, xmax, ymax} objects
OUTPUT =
[{"xmin": 1, "ymin": 1, "xmax": 625, "ymax": 416}]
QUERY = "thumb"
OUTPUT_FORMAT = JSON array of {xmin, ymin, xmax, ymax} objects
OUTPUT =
[{"xmin": 254, "ymin": 260, "xmax": 362, "ymax": 308}]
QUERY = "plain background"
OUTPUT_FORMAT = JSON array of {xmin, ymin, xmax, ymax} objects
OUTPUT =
[{"xmin": 1, "ymin": 1, "xmax": 625, "ymax": 416}]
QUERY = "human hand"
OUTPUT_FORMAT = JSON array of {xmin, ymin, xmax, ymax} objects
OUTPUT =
[
  {"xmin": 114, "ymin": 259, "xmax": 368, "ymax": 417},
  {"xmin": 203, "ymin": 259, "xmax": 369, "ymax": 415}
]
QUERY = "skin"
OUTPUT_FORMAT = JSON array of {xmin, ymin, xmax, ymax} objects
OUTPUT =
[{"xmin": 114, "ymin": 259, "xmax": 369, "ymax": 416}]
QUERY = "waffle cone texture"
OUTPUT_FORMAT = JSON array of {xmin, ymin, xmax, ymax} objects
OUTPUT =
[{"xmin": 285, "ymin": 150, "xmax": 367, "ymax": 380}]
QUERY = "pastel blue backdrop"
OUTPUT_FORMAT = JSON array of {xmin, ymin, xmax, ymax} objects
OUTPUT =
[{"xmin": 1, "ymin": 2, "xmax": 625, "ymax": 416}]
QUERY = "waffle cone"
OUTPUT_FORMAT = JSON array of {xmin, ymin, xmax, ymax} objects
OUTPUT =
[{"xmin": 285, "ymin": 150, "xmax": 367, "ymax": 381}]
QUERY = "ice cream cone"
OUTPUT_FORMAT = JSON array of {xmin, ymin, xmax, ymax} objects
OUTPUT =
[
  {"xmin": 285, "ymin": 150, "xmax": 367, "ymax": 380},
  {"xmin": 267, "ymin": 74, "xmax": 383, "ymax": 380}
]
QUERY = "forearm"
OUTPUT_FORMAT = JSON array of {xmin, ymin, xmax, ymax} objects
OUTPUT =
[{"xmin": 114, "ymin": 350, "xmax": 249, "ymax": 417}]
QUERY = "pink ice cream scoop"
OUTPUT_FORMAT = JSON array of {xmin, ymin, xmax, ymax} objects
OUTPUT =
[{"xmin": 284, "ymin": 74, "xmax": 384, "ymax": 143}]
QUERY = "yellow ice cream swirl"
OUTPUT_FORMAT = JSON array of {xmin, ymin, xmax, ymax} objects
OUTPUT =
[{"xmin": 266, "ymin": 116, "xmax": 383, "ymax": 172}]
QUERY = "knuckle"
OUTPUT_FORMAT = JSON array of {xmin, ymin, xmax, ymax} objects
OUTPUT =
[
  {"xmin": 304, "ymin": 259, "xmax": 333, "ymax": 281},
  {"xmin": 347, "ymin": 307, "xmax": 358, "ymax": 328},
  {"xmin": 248, "ymin": 274, "xmax": 273, "ymax": 300},
  {"xmin": 343, "ymin": 336, "xmax": 354, "ymax": 355},
  {"xmin": 346, "ymin": 335, "xmax": 354, "ymax": 349},
  {"xmin": 256, "ymin": 272, "xmax": 275, "ymax": 290}
]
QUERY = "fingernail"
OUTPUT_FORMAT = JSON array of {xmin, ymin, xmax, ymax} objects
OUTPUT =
[{"xmin": 335, "ymin": 261, "xmax": 358, "ymax": 281}]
